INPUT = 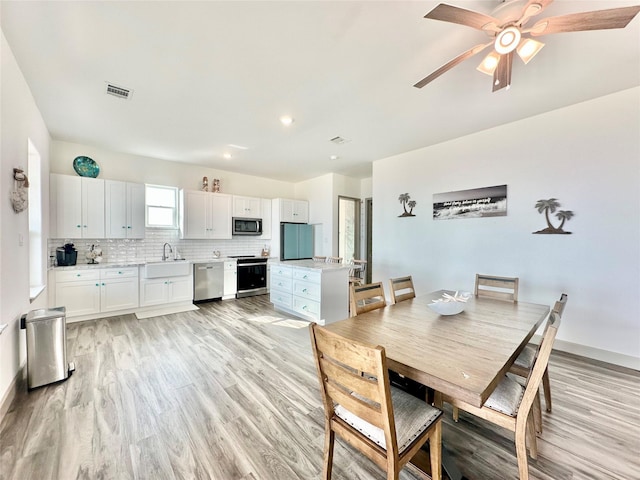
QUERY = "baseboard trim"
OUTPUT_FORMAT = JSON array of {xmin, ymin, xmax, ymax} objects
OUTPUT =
[
  {"xmin": 530, "ymin": 334, "xmax": 639, "ymax": 370},
  {"xmin": 0, "ymin": 363, "xmax": 25, "ymax": 423}
]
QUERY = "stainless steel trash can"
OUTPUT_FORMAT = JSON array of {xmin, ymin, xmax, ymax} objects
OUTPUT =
[{"xmin": 20, "ymin": 306, "xmax": 74, "ymax": 389}]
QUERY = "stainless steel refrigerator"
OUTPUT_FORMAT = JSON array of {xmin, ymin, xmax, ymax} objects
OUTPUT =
[{"xmin": 281, "ymin": 223, "xmax": 313, "ymax": 260}]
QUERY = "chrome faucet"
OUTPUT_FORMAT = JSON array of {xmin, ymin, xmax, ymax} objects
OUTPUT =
[{"xmin": 162, "ymin": 242, "xmax": 173, "ymax": 261}]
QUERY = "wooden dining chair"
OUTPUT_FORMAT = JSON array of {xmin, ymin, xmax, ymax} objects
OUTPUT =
[
  {"xmin": 309, "ymin": 323, "xmax": 443, "ymax": 480},
  {"xmin": 350, "ymin": 282, "xmax": 386, "ymax": 316},
  {"xmin": 475, "ymin": 274, "xmax": 519, "ymax": 302},
  {"xmin": 510, "ymin": 293, "xmax": 567, "ymax": 415},
  {"xmin": 441, "ymin": 311, "xmax": 561, "ymax": 480},
  {"xmin": 313, "ymin": 256, "xmax": 327, "ymax": 262},
  {"xmin": 349, "ymin": 259, "xmax": 367, "ymax": 285},
  {"xmin": 389, "ymin": 276, "xmax": 416, "ymax": 304},
  {"xmin": 326, "ymin": 256, "xmax": 343, "ymax": 264}
]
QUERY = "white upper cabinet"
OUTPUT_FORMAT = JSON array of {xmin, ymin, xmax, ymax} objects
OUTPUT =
[
  {"xmin": 105, "ymin": 180, "xmax": 145, "ymax": 239},
  {"xmin": 259, "ymin": 198, "xmax": 272, "ymax": 239},
  {"xmin": 232, "ymin": 195, "xmax": 262, "ymax": 218},
  {"xmin": 180, "ymin": 190, "xmax": 232, "ymax": 239},
  {"xmin": 280, "ymin": 199, "xmax": 309, "ymax": 223},
  {"xmin": 210, "ymin": 194, "xmax": 233, "ymax": 239},
  {"xmin": 51, "ymin": 174, "xmax": 105, "ymax": 238}
]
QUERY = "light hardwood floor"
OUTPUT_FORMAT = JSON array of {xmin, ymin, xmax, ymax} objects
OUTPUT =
[{"xmin": 1, "ymin": 296, "xmax": 638, "ymax": 480}]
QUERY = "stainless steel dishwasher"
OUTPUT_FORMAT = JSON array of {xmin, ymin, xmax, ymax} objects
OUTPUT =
[{"xmin": 193, "ymin": 262, "xmax": 224, "ymax": 302}]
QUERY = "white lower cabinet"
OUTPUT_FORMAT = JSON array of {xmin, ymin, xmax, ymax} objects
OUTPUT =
[
  {"xmin": 139, "ymin": 275, "xmax": 193, "ymax": 307},
  {"xmin": 223, "ymin": 260, "xmax": 237, "ymax": 300},
  {"xmin": 55, "ymin": 273, "xmax": 101, "ymax": 317},
  {"xmin": 54, "ymin": 267, "xmax": 138, "ymax": 318},
  {"xmin": 100, "ymin": 268, "xmax": 139, "ymax": 312},
  {"xmin": 270, "ymin": 264, "xmax": 348, "ymax": 325}
]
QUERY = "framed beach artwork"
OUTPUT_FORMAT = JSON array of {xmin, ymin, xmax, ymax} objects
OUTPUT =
[{"xmin": 433, "ymin": 184, "xmax": 507, "ymax": 220}]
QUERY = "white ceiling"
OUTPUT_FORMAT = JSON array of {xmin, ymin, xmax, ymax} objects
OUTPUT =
[{"xmin": 2, "ymin": 1, "xmax": 639, "ymax": 182}]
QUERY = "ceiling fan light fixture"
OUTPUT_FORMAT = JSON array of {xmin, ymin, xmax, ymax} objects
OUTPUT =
[
  {"xmin": 516, "ymin": 38, "xmax": 545, "ymax": 64},
  {"xmin": 477, "ymin": 51, "xmax": 501, "ymax": 76},
  {"xmin": 495, "ymin": 26, "xmax": 522, "ymax": 55}
]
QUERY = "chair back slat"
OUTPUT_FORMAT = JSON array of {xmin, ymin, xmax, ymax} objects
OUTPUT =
[
  {"xmin": 309, "ymin": 323, "xmax": 395, "ymax": 441},
  {"xmin": 519, "ymin": 312, "xmax": 561, "ymax": 414},
  {"xmin": 309, "ymin": 323, "xmax": 443, "ymax": 479},
  {"xmin": 327, "ymin": 256, "xmax": 343, "ymax": 264},
  {"xmin": 475, "ymin": 274, "xmax": 519, "ymax": 302},
  {"xmin": 313, "ymin": 256, "xmax": 327, "ymax": 262},
  {"xmin": 389, "ymin": 276, "xmax": 416, "ymax": 304},
  {"xmin": 350, "ymin": 282, "xmax": 386, "ymax": 316},
  {"xmin": 319, "ymin": 357, "xmax": 381, "ymax": 401},
  {"xmin": 554, "ymin": 293, "xmax": 568, "ymax": 317},
  {"xmin": 349, "ymin": 259, "xmax": 367, "ymax": 282},
  {"xmin": 325, "ymin": 381, "xmax": 385, "ymax": 429}
]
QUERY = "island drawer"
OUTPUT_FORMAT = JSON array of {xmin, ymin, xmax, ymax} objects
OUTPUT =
[
  {"xmin": 293, "ymin": 280, "xmax": 321, "ymax": 301},
  {"xmin": 293, "ymin": 268, "xmax": 321, "ymax": 284},
  {"xmin": 292, "ymin": 296, "xmax": 320, "ymax": 320},
  {"xmin": 271, "ymin": 265, "xmax": 292, "ymax": 278},
  {"xmin": 270, "ymin": 290, "xmax": 292, "ymax": 308},
  {"xmin": 271, "ymin": 274, "xmax": 292, "ymax": 292}
]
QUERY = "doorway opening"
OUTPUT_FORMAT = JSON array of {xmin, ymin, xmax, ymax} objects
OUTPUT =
[{"xmin": 338, "ymin": 196, "xmax": 360, "ymax": 263}]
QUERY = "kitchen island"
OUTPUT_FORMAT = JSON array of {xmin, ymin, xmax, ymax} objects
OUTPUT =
[{"xmin": 269, "ymin": 260, "xmax": 351, "ymax": 325}]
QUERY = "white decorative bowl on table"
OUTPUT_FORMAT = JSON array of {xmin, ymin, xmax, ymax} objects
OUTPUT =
[{"xmin": 428, "ymin": 291, "xmax": 470, "ymax": 316}]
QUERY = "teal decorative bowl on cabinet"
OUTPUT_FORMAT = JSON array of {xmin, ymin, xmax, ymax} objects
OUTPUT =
[{"xmin": 72, "ymin": 156, "xmax": 100, "ymax": 178}]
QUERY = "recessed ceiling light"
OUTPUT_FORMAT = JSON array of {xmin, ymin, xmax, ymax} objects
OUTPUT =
[
  {"xmin": 280, "ymin": 115, "xmax": 294, "ymax": 126},
  {"xmin": 330, "ymin": 155, "xmax": 339, "ymax": 160},
  {"xmin": 223, "ymin": 153, "xmax": 232, "ymax": 159}
]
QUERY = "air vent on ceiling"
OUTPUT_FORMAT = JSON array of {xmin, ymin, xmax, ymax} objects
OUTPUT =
[
  {"xmin": 105, "ymin": 83, "xmax": 132, "ymax": 100},
  {"xmin": 329, "ymin": 136, "xmax": 350, "ymax": 145}
]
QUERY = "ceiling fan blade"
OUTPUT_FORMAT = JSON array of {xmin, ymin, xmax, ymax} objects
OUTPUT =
[
  {"xmin": 425, "ymin": 3, "xmax": 501, "ymax": 32},
  {"xmin": 517, "ymin": 0, "xmax": 555, "ymax": 26},
  {"xmin": 530, "ymin": 5, "xmax": 640, "ymax": 36},
  {"xmin": 414, "ymin": 43, "xmax": 492, "ymax": 89},
  {"xmin": 492, "ymin": 51, "xmax": 514, "ymax": 93}
]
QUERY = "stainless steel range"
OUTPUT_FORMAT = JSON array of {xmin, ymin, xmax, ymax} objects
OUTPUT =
[{"xmin": 230, "ymin": 256, "xmax": 268, "ymax": 298}]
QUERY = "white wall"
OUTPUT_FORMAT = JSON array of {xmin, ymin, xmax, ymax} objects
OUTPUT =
[
  {"xmin": 51, "ymin": 140, "xmax": 295, "ymax": 199},
  {"xmin": 0, "ymin": 32, "xmax": 51, "ymax": 415},
  {"xmin": 372, "ymin": 87, "xmax": 640, "ymax": 368},
  {"xmin": 360, "ymin": 177, "xmax": 372, "ymax": 199},
  {"xmin": 296, "ymin": 174, "xmax": 333, "ymax": 256},
  {"xmin": 296, "ymin": 173, "xmax": 362, "ymax": 256}
]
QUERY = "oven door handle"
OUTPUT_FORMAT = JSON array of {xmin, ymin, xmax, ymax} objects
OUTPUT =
[{"xmin": 238, "ymin": 263, "xmax": 267, "ymax": 267}]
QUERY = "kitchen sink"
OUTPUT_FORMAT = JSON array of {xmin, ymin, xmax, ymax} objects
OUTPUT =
[{"xmin": 144, "ymin": 260, "xmax": 191, "ymax": 278}]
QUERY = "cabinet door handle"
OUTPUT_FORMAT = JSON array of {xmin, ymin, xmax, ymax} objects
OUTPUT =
[
  {"xmin": 76, "ymin": 274, "xmax": 81, "ymax": 277},
  {"xmin": 122, "ymin": 226, "xmax": 126, "ymax": 229},
  {"xmin": 77, "ymin": 224, "xmax": 81, "ymax": 228},
  {"xmin": 95, "ymin": 283, "xmax": 100, "ymax": 287},
  {"xmin": 302, "ymin": 288, "xmax": 308, "ymax": 293},
  {"xmin": 127, "ymin": 226, "xmax": 132, "ymax": 229}
]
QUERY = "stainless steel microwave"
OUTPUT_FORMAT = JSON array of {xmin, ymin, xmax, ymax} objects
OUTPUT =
[{"xmin": 232, "ymin": 217, "xmax": 262, "ymax": 235}]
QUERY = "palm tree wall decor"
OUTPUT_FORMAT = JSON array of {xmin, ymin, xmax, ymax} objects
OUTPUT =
[
  {"xmin": 533, "ymin": 198, "xmax": 575, "ymax": 234},
  {"xmin": 398, "ymin": 193, "xmax": 417, "ymax": 217}
]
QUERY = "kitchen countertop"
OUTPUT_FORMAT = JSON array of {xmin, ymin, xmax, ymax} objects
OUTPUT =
[
  {"xmin": 49, "ymin": 255, "xmax": 278, "ymax": 270},
  {"xmin": 269, "ymin": 259, "xmax": 352, "ymax": 271},
  {"xmin": 51, "ymin": 261, "xmax": 146, "ymax": 270}
]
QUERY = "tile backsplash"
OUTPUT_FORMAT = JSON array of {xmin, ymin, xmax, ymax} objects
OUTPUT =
[{"xmin": 48, "ymin": 229, "xmax": 271, "ymax": 265}]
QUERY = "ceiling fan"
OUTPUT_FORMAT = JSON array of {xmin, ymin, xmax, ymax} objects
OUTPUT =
[{"xmin": 414, "ymin": 0, "xmax": 640, "ymax": 92}]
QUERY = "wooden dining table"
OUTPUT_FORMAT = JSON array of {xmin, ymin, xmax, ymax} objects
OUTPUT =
[{"xmin": 324, "ymin": 290, "xmax": 550, "ymax": 408}]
